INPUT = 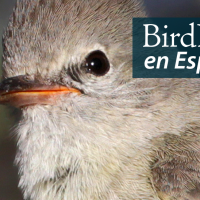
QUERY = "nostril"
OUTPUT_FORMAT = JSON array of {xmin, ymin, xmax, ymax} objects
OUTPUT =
[{"xmin": 23, "ymin": 75, "xmax": 35, "ymax": 82}]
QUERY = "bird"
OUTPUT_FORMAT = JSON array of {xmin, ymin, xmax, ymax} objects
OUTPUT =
[{"xmin": 1, "ymin": 0, "xmax": 200, "ymax": 199}]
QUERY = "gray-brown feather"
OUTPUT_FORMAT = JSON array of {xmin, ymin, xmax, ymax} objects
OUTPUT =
[{"xmin": 152, "ymin": 124, "xmax": 200, "ymax": 200}]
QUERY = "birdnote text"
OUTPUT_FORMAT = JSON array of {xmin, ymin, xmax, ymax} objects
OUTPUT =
[{"xmin": 133, "ymin": 18, "xmax": 200, "ymax": 78}]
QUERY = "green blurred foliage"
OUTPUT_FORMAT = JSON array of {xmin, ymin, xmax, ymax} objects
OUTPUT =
[
  {"xmin": 0, "ymin": 0, "xmax": 17, "ymax": 139},
  {"xmin": 0, "ymin": 2, "xmax": 23, "ymax": 199}
]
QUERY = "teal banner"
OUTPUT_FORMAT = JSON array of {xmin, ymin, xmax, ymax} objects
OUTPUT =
[{"xmin": 132, "ymin": 18, "xmax": 200, "ymax": 78}]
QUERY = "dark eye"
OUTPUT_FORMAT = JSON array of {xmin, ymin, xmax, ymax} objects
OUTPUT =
[{"xmin": 83, "ymin": 50, "xmax": 110, "ymax": 76}]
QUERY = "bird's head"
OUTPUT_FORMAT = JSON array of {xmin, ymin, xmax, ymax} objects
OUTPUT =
[
  {"xmin": 1, "ymin": 0, "xmax": 144, "ymax": 107},
  {"xmin": 0, "ymin": 0, "xmax": 169, "ymax": 123},
  {"xmin": 0, "ymin": 0, "xmax": 159, "ymax": 137}
]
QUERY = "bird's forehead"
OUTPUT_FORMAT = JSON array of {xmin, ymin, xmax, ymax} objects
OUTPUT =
[{"xmin": 2, "ymin": 0, "xmax": 144, "ymax": 77}]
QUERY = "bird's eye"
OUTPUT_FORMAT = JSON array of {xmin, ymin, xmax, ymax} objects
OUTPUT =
[{"xmin": 83, "ymin": 50, "xmax": 110, "ymax": 76}]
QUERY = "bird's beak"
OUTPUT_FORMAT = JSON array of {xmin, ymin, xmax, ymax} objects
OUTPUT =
[{"xmin": 0, "ymin": 75, "xmax": 81, "ymax": 108}]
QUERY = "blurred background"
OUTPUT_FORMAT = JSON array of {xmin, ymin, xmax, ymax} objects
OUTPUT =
[{"xmin": 0, "ymin": 0, "xmax": 200, "ymax": 199}]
